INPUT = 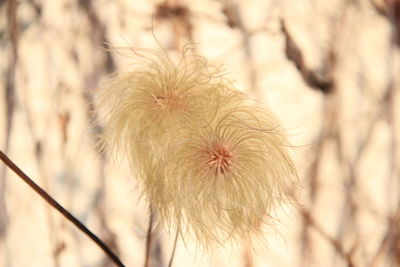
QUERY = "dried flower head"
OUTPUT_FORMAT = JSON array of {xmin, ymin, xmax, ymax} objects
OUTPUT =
[
  {"xmin": 161, "ymin": 101, "xmax": 296, "ymax": 246},
  {"xmin": 96, "ymin": 46, "xmax": 297, "ymax": 249},
  {"xmin": 96, "ymin": 47, "xmax": 237, "ymax": 202}
]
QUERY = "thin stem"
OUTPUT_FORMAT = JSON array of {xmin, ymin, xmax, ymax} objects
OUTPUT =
[
  {"xmin": 144, "ymin": 206, "xmax": 154, "ymax": 267},
  {"xmin": 0, "ymin": 150, "xmax": 125, "ymax": 267},
  {"xmin": 168, "ymin": 230, "xmax": 179, "ymax": 267}
]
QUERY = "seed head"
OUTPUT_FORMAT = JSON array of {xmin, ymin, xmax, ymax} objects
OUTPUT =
[
  {"xmin": 96, "ymin": 47, "xmax": 238, "ymax": 202},
  {"xmin": 96, "ymin": 46, "xmax": 297, "ymax": 249},
  {"xmin": 159, "ymin": 101, "xmax": 296, "ymax": 246}
]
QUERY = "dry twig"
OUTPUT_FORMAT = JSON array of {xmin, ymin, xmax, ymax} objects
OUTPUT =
[{"xmin": 0, "ymin": 150, "xmax": 125, "ymax": 267}]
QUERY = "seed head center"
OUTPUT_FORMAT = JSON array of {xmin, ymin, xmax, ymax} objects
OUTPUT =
[
  {"xmin": 154, "ymin": 91, "xmax": 184, "ymax": 111},
  {"xmin": 206, "ymin": 144, "xmax": 233, "ymax": 174}
]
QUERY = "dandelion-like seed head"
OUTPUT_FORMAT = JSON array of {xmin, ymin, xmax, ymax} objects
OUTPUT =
[
  {"xmin": 96, "ymin": 48, "xmax": 228, "ymax": 150},
  {"xmin": 96, "ymin": 46, "xmax": 236, "ymax": 203},
  {"xmin": 161, "ymin": 103, "xmax": 297, "ymax": 246},
  {"xmin": 96, "ymin": 45, "xmax": 298, "ymax": 250}
]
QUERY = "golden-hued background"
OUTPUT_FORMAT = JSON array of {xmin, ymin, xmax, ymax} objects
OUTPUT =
[{"xmin": 1, "ymin": 0, "xmax": 399, "ymax": 266}]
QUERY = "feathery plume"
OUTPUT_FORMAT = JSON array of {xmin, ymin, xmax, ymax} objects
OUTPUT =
[
  {"xmin": 96, "ymin": 45, "xmax": 297, "ymax": 248},
  {"xmin": 96, "ymin": 46, "xmax": 237, "ymax": 202},
  {"xmin": 161, "ymin": 100, "xmax": 296, "ymax": 246}
]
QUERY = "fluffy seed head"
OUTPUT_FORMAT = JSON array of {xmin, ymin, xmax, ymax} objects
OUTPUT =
[
  {"xmin": 96, "ymin": 46, "xmax": 297, "ymax": 249},
  {"xmin": 96, "ymin": 47, "xmax": 239, "ymax": 201},
  {"xmin": 160, "ymin": 102, "xmax": 296, "ymax": 246}
]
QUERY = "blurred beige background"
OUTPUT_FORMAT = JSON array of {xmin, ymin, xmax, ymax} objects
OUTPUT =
[{"xmin": 1, "ymin": 0, "xmax": 400, "ymax": 266}]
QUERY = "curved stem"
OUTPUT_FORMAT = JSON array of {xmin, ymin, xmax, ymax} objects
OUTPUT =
[
  {"xmin": 0, "ymin": 150, "xmax": 125, "ymax": 267},
  {"xmin": 144, "ymin": 205, "xmax": 154, "ymax": 267},
  {"xmin": 168, "ymin": 230, "xmax": 179, "ymax": 267}
]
